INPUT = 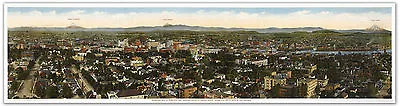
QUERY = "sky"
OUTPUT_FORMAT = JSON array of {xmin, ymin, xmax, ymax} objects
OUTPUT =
[{"xmin": 7, "ymin": 7, "xmax": 392, "ymax": 30}]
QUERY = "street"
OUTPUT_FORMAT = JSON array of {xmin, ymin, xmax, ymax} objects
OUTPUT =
[{"xmin": 14, "ymin": 56, "xmax": 41, "ymax": 98}]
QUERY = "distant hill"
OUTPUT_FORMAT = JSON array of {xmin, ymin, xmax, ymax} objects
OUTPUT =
[
  {"xmin": 8, "ymin": 24, "xmax": 391, "ymax": 33},
  {"xmin": 365, "ymin": 24, "xmax": 390, "ymax": 33},
  {"xmin": 66, "ymin": 24, "xmax": 84, "ymax": 29},
  {"xmin": 312, "ymin": 30, "xmax": 340, "ymax": 33}
]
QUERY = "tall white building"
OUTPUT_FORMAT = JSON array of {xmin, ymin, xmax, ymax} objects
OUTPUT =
[{"xmin": 264, "ymin": 76, "xmax": 275, "ymax": 90}]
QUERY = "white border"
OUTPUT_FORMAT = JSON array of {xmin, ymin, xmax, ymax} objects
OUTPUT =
[
  {"xmin": 3, "ymin": 2, "xmax": 396, "ymax": 8},
  {"xmin": 2, "ymin": 2, "xmax": 396, "ymax": 104}
]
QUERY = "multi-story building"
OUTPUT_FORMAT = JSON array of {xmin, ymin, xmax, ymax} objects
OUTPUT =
[
  {"xmin": 298, "ymin": 78, "xmax": 317, "ymax": 98},
  {"xmin": 264, "ymin": 76, "xmax": 275, "ymax": 90}
]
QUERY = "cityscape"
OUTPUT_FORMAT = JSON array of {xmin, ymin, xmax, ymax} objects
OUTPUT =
[{"xmin": 7, "ymin": 7, "xmax": 392, "ymax": 100}]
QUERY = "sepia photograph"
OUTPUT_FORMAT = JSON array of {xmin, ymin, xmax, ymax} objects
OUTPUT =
[{"xmin": 3, "ymin": 2, "xmax": 395, "ymax": 103}]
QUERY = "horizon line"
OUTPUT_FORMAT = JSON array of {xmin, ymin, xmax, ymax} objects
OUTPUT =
[{"xmin": 7, "ymin": 24, "xmax": 389, "ymax": 31}]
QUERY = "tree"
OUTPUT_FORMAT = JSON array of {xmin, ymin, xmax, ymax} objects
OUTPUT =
[
  {"xmin": 62, "ymin": 85, "xmax": 74, "ymax": 98},
  {"xmin": 370, "ymin": 68, "xmax": 385, "ymax": 81},
  {"xmin": 298, "ymin": 83, "xmax": 308, "ymax": 98},
  {"xmin": 158, "ymin": 78, "xmax": 166, "ymax": 91},
  {"xmin": 210, "ymin": 81, "xmax": 225, "ymax": 89},
  {"xmin": 227, "ymin": 74, "xmax": 235, "ymax": 81},
  {"xmin": 16, "ymin": 67, "xmax": 29, "ymax": 80},
  {"xmin": 202, "ymin": 68, "xmax": 215, "ymax": 80},
  {"xmin": 10, "ymin": 81, "xmax": 19, "ymax": 91},
  {"xmin": 249, "ymin": 83, "xmax": 260, "ymax": 95},
  {"xmin": 35, "ymin": 85, "xmax": 46, "ymax": 98},
  {"xmin": 368, "ymin": 83, "xmax": 378, "ymax": 98},
  {"xmin": 46, "ymin": 86, "xmax": 59, "ymax": 98},
  {"xmin": 271, "ymin": 84, "xmax": 281, "ymax": 98}
]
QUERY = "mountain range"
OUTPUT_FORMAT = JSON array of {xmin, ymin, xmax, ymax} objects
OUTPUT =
[{"xmin": 8, "ymin": 24, "xmax": 390, "ymax": 33}]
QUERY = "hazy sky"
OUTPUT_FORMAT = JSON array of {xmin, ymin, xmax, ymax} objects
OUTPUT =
[{"xmin": 7, "ymin": 7, "xmax": 392, "ymax": 30}]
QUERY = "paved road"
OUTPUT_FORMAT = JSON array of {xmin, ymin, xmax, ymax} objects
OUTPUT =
[
  {"xmin": 71, "ymin": 65, "xmax": 94, "ymax": 95},
  {"xmin": 14, "ymin": 56, "xmax": 41, "ymax": 98}
]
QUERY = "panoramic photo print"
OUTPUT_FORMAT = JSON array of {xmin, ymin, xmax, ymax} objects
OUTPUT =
[{"xmin": 4, "ymin": 3, "xmax": 394, "ymax": 103}]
